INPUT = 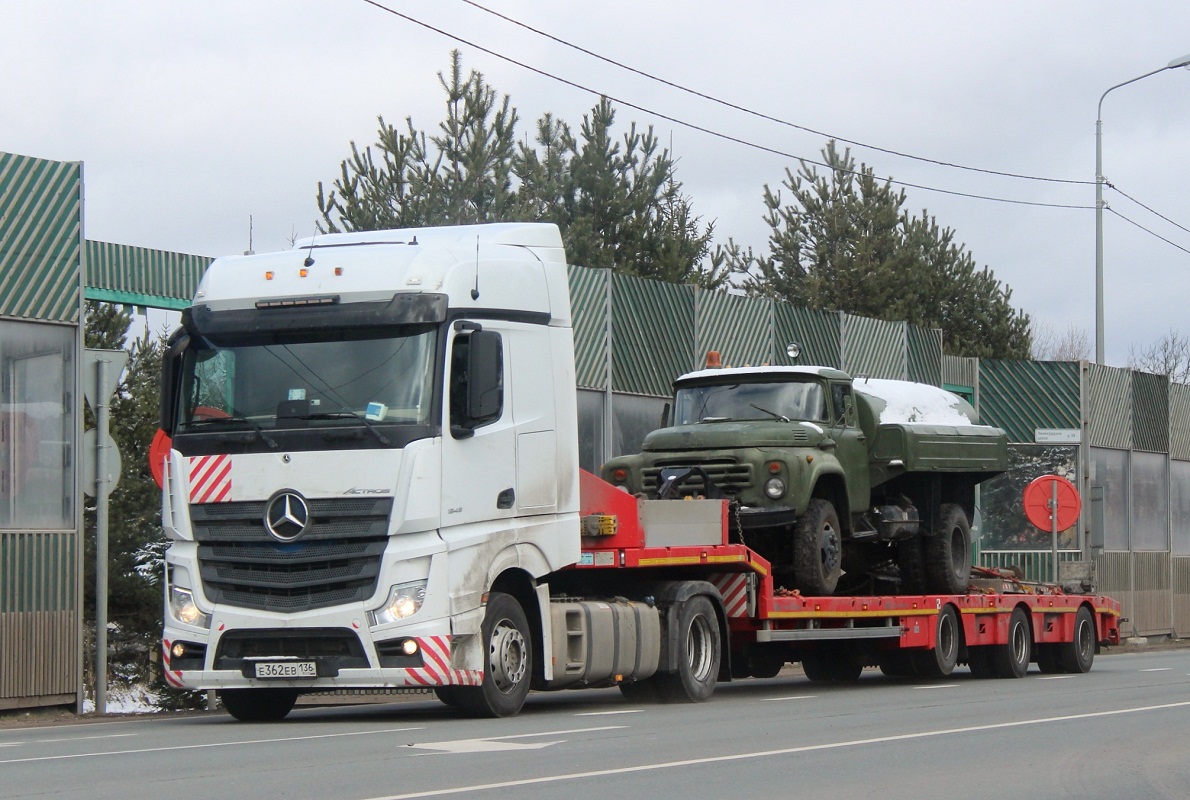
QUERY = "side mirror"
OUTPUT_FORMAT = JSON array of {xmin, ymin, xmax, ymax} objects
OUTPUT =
[
  {"xmin": 466, "ymin": 330, "xmax": 503, "ymax": 422},
  {"xmin": 160, "ymin": 331, "xmax": 189, "ymax": 432},
  {"xmin": 659, "ymin": 402, "xmax": 671, "ymax": 429}
]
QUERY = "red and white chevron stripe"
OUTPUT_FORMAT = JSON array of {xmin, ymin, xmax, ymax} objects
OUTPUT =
[
  {"xmin": 189, "ymin": 455, "xmax": 232, "ymax": 503},
  {"xmin": 712, "ymin": 573, "xmax": 751, "ymax": 618},
  {"xmin": 404, "ymin": 636, "xmax": 483, "ymax": 687},
  {"xmin": 161, "ymin": 640, "xmax": 185, "ymax": 688}
]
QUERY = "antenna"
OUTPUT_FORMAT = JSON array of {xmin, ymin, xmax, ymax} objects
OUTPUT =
[
  {"xmin": 244, "ymin": 215, "xmax": 255, "ymax": 256},
  {"xmin": 470, "ymin": 234, "xmax": 480, "ymax": 300},
  {"xmin": 304, "ymin": 222, "xmax": 316, "ymax": 267}
]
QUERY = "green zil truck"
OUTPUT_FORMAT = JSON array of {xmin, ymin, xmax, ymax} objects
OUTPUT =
[{"xmin": 601, "ymin": 365, "xmax": 1009, "ymax": 596}]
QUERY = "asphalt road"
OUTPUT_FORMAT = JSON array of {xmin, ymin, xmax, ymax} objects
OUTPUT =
[{"xmin": 4, "ymin": 648, "xmax": 1190, "ymax": 800}]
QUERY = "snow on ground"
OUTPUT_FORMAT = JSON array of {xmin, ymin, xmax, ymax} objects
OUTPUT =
[
  {"xmin": 854, "ymin": 378, "xmax": 975, "ymax": 426},
  {"xmin": 81, "ymin": 683, "xmax": 161, "ymax": 715}
]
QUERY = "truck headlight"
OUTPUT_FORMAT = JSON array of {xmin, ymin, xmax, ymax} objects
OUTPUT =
[
  {"xmin": 370, "ymin": 581, "xmax": 427, "ymax": 626},
  {"xmin": 169, "ymin": 586, "xmax": 211, "ymax": 629},
  {"xmin": 764, "ymin": 476, "xmax": 787, "ymax": 499}
]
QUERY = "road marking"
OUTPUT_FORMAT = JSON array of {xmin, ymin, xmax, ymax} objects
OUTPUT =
[
  {"xmin": 913, "ymin": 684, "xmax": 958, "ymax": 690},
  {"xmin": 768, "ymin": 695, "xmax": 815, "ymax": 701},
  {"xmin": 1140, "ymin": 668, "xmax": 1171, "ymax": 672},
  {"xmin": 361, "ymin": 700, "xmax": 1190, "ymax": 800},
  {"xmin": 1038, "ymin": 675, "xmax": 1075, "ymax": 680},
  {"xmin": 0, "ymin": 726, "xmax": 424, "ymax": 765},
  {"xmin": 575, "ymin": 709, "xmax": 643, "ymax": 716},
  {"xmin": 405, "ymin": 726, "xmax": 627, "ymax": 755},
  {"xmin": 36, "ymin": 733, "xmax": 139, "ymax": 743}
]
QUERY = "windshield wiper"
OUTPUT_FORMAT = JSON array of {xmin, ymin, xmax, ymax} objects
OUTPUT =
[
  {"xmin": 301, "ymin": 410, "xmax": 391, "ymax": 446},
  {"xmin": 185, "ymin": 410, "xmax": 279, "ymax": 450},
  {"xmin": 750, "ymin": 403, "xmax": 790, "ymax": 422}
]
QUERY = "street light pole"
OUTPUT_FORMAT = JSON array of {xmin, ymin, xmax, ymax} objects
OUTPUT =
[{"xmin": 1095, "ymin": 53, "xmax": 1190, "ymax": 365}]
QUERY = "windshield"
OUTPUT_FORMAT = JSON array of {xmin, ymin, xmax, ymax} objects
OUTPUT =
[
  {"xmin": 673, "ymin": 380, "xmax": 827, "ymax": 424},
  {"xmin": 175, "ymin": 327, "xmax": 437, "ymax": 442}
]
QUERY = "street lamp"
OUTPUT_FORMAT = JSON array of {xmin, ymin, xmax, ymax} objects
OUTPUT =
[{"xmin": 1095, "ymin": 52, "xmax": 1190, "ymax": 365}]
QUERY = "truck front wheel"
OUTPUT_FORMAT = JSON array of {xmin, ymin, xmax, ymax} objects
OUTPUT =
[
  {"xmin": 924, "ymin": 503, "xmax": 971, "ymax": 594},
  {"xmin": 219, "ymin": 688, "xmax": 298, "ymax": 722},
  {"xmin": 794, "ymin": 499, "xmax": 842, "ymax": 596},
  {"xmin": 456, "ymin": 592, "xmax": 533, "ymax": 717}
]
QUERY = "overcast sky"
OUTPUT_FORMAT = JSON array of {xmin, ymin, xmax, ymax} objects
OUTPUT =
[{"xmin": 3, "ymin": 1, "xmax": 1189, "ymax": 365}]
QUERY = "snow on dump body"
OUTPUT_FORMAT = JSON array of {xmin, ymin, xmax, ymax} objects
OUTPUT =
[{"xmin": 854, "ymin": 378, "xmax": 977, "ymax": 425}]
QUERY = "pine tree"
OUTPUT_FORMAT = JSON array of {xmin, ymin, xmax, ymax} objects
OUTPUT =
[{"xmin": 731, "ymin": 142, "xmax": 1031, "ymax": 359}]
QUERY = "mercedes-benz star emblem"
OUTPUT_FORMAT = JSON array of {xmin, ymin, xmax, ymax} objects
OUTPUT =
[{"xmin": 264, "ymin": 491, "xmax": 310, "ymax": 542}]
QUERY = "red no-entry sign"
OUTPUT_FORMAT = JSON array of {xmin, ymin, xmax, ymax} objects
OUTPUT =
[{"xmin": 1023, "ymin": 474, "xmax": 1081, "ymax": 531}]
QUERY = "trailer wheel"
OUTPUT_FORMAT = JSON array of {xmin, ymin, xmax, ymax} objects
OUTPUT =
[
  {"xmin": 802, "ymin": 650, "xmax": 863, "ymax": 683},
  {"xmin": 657, "ymin": 596, "xmax": 720, "ymax": 702},
  {"xmin": 879, "ymin": 651, "xmax": 918, "ymax": 678},
  {"xmin": 456, "ymin": 592, "xmax": 533, "ymax": 717},
  {"xmin": 218, "ymin": 688, "xmax": 298, "ymax": 722},
  {"xmin": 991, "ymin": 607, "xmax": 1031, "ymax": 679},
  {"xmin": 433, "ymin": 686, "xmax": 464, "ymax": 708},
  {"xmin": 1057, "ymin": 606, "xmax": 1096, "ymax": 673},
  {"xmin": 747, "ymin": 653, "xmax": 786, "ymax": 679},
  {"xmin": 912, "ymin": 605, "xmax": 960, "ymax": 678},
  {"xmin": 618, "ymin": 678, "xmax": 664, "ymax": 703},
  {"xmin": 966, "ymin": 646, "xmax": 995, "ymax": 678},
  {"xmin": 924, "ymin": 503, "xmax": 971, "ymax": 595},
  {"xmin": 794, "ymin": 499, "xmax": 842, "ymax": 596}
]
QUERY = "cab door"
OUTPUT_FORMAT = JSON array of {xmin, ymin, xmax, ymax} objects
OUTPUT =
[{"xmin": 830, "ymin": 382, "xmax": 870, "ymax": 513}]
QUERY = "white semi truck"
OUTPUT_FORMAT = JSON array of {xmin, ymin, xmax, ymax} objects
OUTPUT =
[{"xmin": 155, "ymin": 223, "xmax": 1120, "ymax": 721}]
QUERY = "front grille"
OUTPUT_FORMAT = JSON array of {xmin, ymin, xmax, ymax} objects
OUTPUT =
[
  {"xmin": 191, "ymin": 498, "xmax": 392, "ymax": 613},
  {"xmin": 642, "ymin": 458, "xmax": 754, "ymax": 496},
  {"xmin": 214, "ymin": 628, "xmax": 369, "ymax": 671}
]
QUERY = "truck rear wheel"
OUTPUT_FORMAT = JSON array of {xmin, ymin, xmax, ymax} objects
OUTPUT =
[
  {"xmin": 456, "ymin": 592, "xmax": 533, "ymax": 717},
  {"xmin": 656, "ymin": 596, "xmax": 720, "ymax": 702},
  {"xmin": 911, "ymin": 605, "xmax": 960, "ymax": 678},
  {"xmin": 794, "ymin": 499, "xmax": 842, "ymax": 596},
  {"xmin": 219, "ymin": 688, "xmax": 298, "ymax": 722},
  {"xmin": 924, "ymin": 504, "xmax": 971, "ymax": 595},
  {"xmin": 991, "ymin": 607, "xmax": 1031, "ymax": 678}
]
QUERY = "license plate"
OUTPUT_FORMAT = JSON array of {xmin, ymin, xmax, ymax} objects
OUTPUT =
[{"xmin": 254, "ymin": 661, "xmax": 316, "ymax": 679}]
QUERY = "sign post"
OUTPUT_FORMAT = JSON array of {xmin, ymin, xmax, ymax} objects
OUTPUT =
[
  {"xmin": 84, "ymin": 348, "xmax": 128, "ymax": 716},
  {"xmin": 1023, "ymin": 474, "xmax": 1082, "ymax": 583}
]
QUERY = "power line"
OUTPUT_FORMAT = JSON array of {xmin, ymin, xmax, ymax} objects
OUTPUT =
[
  {"xmin": 459, "ymin": 0, "xmax": 1094, "ymax": 188},
  {"xmin": 361, "ymin": 0, "xmax": 1093, "ymax": 210},
  {"xmin": 1106, "ymin": 182, "xmax": 1190, "ymax": 237},
  {"xmin": 1107, "ymin": 207, "xmax": 1190, "ymax": 256}
]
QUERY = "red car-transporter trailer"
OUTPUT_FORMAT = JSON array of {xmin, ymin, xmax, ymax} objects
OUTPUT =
[{"xmin": 575, "ymin": 471, "xmax": 1122, "ymax": 683}]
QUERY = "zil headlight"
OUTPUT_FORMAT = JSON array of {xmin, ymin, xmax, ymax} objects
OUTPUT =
[
  {"xmin": 169, "ymin": 586, "xmax": 211, "ymax": 629},
  {"xmin": 370, "ymin": 581, "xmax": 427, "ymax": 626},
  {"xmin": 764, "ymin": 476, "xmax": 787, "ymax": 499}
]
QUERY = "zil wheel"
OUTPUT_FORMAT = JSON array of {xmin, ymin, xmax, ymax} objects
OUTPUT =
[
  {"xmin": 794, "ymin": 499, "xmax": 842, "ymax": 596},
  {"xmin": 456, "ymin": 592, "xmax": 533, "ymax": 717},
  {"xmin": 924, "ymin": 504, "xmax": 971, "ymax": 595}
]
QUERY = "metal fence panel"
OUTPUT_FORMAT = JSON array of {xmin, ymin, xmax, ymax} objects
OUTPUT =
[
  {"xmin": 85, "ymin": 240, "xmax": 210, "ymax": 310},
  {"xmin": 610, "ymin": 273, "xmax": 694, "ymax": 397},
  {"xmin": 842, "ymin": 314, "xmax": 904, "ymax": 378},
  {"xmin": 907, "ymin": 326, "xmax": 943, "ymax": 386},
  {"xmin": 694, "ymin": 290, "xmax": 770, "ymax": 370},
  {"xmin": 567, "ymin": 266, "xmax": 608, "ymax": 390},
  {"xmin": 1132, "ymin": 371, "xmax": 1169, "ymax": 453},
  {"xmin": 977, "ymin": 360, "xmax": 1080, "ymax": 444},
  {"xmin": 1172, "ymin": 384, "xmax": 1190, "ymax": 461},
  {"xmin": 1088, "ymin": 363, "xmax": 1132, "ymax": 449},
  {"xmin": 0, "ymin": 153, "xmax": 81, "ymax": 322},
  {"xmin": 773, "ymin": 305, "xmax": 841, "ymax": 368},
  {"xmin": 1174, "ymin": 557, "xmax": 1190, "ymax": 638}
]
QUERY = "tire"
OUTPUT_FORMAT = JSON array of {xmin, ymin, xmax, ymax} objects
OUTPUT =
[
  {"xmin": 924, "ymin": 504, "xmax": 971, "ymax": 595},
  {"xmin": 1057, "ymin": 607, "xmax": 1096, "ymax": 674},
  {"xmin": 794, "ymin": 499, "xmax": 843, "ymax": 596},
  {"xmin": 802, "ymin": 650, "xmax": 863, "ymax": 683},
  {"xmin": 618, "ymin": 678, "xmax": 665, "ymax": 703},
  {"xmin": 747, "ymin": 653, "xmax": 785, "ymax": 679},
  {"xmin": 912, "ymin": 605, "xmax": 960, "ymax": 679},
  {"xmin": 966, "ymin": 646, "xmax": 995, "ymax": 678},
  {"xmin": 219, "ymin": 688, "xmax": 298, "ymax": 722},
  {"xmin": 879, "ymin": 651, "xmax": 917, "ymax": 678},
  {"xmin": 896, "ymin": 538, "xmax": 927, "ymax": 594},
  {"xmin": 433, "ymin": 686, "xmax": 464, "ymax": 708},
  {"xmin": 655, "ymin": 596, "xmax": 720, "ymax": 702},
  {"xmin": 991, "ymin": 607, "xmax": 1032, "ymax": 679},
  {"xmin": 1035, "ymin": 646, "xmax": 1063, "ymax": 674},
  {"xmin": 455, "ymin": 592, "xmax": 533, "ymax": 717}
]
